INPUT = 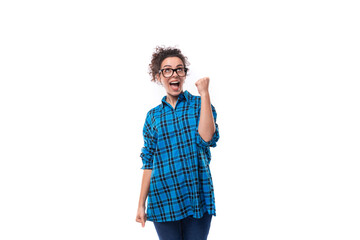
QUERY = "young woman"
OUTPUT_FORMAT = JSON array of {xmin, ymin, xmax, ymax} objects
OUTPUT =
[{"xmin": 136, "ymin": 46, "xmax": 219, "ymax": 240}]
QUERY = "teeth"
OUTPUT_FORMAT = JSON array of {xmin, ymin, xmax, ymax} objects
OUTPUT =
[{"xmin": 170, "ymin": 81, "xmax": 179, "ymax": 85}]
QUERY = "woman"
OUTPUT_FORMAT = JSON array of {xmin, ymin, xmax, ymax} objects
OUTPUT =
[{"xmin": 136, "ymin": 46, "xmax": 219, "ymax": 240}]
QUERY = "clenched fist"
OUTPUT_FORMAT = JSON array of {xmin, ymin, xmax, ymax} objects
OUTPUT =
[{"xmin": 195, "ymin": 77, "xmax": 210, "ymax": 96}]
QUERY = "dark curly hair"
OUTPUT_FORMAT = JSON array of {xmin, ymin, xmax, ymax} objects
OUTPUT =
[{"xmin": 149, "ymin": 46, "xmax": 190, "ymax": 83}]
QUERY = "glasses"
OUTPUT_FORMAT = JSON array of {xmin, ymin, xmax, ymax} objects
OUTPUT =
[{"xmin": 159, "ymin": 67, "xmax": 188, "ymax": 78}]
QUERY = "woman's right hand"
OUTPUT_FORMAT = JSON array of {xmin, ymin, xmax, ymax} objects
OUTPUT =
[{"xmin": 136, "ymin": 206, "xmax": 147, "ymax": 227}]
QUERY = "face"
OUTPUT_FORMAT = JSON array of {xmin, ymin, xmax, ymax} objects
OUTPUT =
[{"xmin": 157, "ymin": 57, "xmax": 186, "ymax": 97}]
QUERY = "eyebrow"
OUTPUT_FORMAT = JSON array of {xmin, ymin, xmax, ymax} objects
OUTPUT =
[{"xmin": 162, "ymin": 64, "xmax": 184, "ymax": 68}]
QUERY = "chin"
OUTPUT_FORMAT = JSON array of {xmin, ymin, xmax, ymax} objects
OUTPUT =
[
  {"xmin": 171, "ymin": 89, "xmax": 183, "ymax": 95},
  {"xmin": 166, "ymin": 86, "xmax": 183, "ymax": 95}
]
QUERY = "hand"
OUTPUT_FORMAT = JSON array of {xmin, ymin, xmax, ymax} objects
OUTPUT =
[
  {"xmin": 195, "ymin": 77, "xmax": 210, "ymax": 96},
  {"xmin": 136, "ymin": 206, "xmax": 147, "ymax": 227}
]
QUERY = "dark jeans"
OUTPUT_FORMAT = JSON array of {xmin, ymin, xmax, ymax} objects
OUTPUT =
[{"xmin": 153, "ymin": 212, "xmax": 212, "ymax": 240}]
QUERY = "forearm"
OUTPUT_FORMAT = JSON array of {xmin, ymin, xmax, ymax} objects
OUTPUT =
[
  {"xmin": 138, "ymin": 169, "xmax": 152, "ymax": 208},
  {"xmin": 198, "ymin": 92, "xmax": 216, "ymax": 142}
]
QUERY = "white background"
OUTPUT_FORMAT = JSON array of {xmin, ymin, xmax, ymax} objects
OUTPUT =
[{"xmin": 1, "ymin": 0, "xmax": 359, "ymax": 239}]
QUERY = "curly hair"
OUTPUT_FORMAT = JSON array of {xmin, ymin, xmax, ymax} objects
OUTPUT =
[{"xmin": 149, "ymin": 46, "xmax": 190, "ymax": 83}]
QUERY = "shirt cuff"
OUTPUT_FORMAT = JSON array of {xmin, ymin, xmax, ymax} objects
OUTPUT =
[
  {"xmin": 140, "ymin": 152, "xmax": 153, "ymax": 170},
  {"xmin": 196, "ymin": 124, "xmax": 219, "ymax": 148}
]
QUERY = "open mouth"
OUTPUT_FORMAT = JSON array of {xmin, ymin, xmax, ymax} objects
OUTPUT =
[
  {"xmin": 169, "ymin": 81, "xmax": 180, "ymax": 87},
  {"xmin": 169, "ymin": 81, "xmax": 181, "ymax": 91}
]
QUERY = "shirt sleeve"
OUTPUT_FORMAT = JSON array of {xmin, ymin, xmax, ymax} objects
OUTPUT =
[
  {"xmin": 196, "ymin": 104, "xmax": 220, "ymax": 148},
  {"xmin": 140, "ymin": 111, "xmax": 158, "ymax": 170}
]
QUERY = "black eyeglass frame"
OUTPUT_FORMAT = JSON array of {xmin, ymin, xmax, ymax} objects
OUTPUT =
[{"xmin": 158, "ymin": 67, "xmax": 188, "ymax": 78}]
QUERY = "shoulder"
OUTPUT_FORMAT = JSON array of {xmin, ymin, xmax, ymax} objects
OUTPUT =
[
  {"xmin": 185, "ymin": 91, "xmax": 201, "ymax": 107},
  {"xmin": 145, "ymin": 104, "xmax": 162, "ymax": 121}
]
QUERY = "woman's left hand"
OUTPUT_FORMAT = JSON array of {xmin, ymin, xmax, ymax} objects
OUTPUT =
[
  {"xmin": 136, "ymin": 206, "xmax": 147, "ymax": 227},
  {"xmin": 195, "ymin": 77, "xmax": 210, "ymax": 96}
]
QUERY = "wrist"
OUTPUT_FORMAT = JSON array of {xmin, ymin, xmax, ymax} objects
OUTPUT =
[
  {"xmin": 199, "ymin": 90, "xmax": 210, "ymax": 98},
  {"xmin": 138, "ymin": 199, "xmax": 145, "ymax": 208}
]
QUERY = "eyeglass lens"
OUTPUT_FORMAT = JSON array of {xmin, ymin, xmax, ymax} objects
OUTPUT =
[{"xmin": 162, "ymin": 68, "xmax": 186, "ymax": 78}]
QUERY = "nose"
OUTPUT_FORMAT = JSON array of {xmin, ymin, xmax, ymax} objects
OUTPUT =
[{"xmin": 171, "ymin": 70, "xmax": 180, "ymax": 79}]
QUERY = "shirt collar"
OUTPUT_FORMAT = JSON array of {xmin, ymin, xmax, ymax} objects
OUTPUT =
[{"xmin": 161, "ymin": 90, "xmax": 190, "ymax": 108}]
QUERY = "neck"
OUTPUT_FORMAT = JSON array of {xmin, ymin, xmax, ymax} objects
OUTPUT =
[{"xmin": 166, "ymin": 94, "xmax": 179, "ymax": 108}]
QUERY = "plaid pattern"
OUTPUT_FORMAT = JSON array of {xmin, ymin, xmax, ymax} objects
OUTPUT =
[{"xmin": 140, "ymin": 90, "xmax": 219, "ymax": 222}]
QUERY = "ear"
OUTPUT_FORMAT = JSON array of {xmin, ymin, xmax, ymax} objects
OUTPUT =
[{"xmin": 156, "ymin": 73, "xmax": 161, "ymax": 84}]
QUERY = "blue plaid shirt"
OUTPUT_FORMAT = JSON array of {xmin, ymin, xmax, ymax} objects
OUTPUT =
[{"xmin": 140, "ymin": 90, "xmax": 219, "ymax": 222}]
